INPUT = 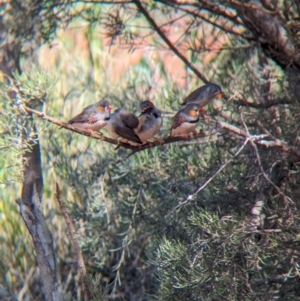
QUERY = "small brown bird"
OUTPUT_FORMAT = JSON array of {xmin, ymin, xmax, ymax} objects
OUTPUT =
[
  {"xmin": 170, "ymin": 104, "xmax": 200, "ymax": 137},
  {"xmin": 105, "ymin": 108, "xmax": 142, "ymax": 144},
  {"xmin": 136, "ymin": 100, "xmax": 163, "ymax": 143},
  {"xmin": 67, "ymin": 98, "xmax": 112, "ymax": 136},
  {"xmin": 181, "ymin": 83, "xmax": 222, "ymax": 112}
]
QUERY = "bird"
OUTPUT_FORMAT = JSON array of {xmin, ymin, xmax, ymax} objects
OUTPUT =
[
  {"xmin": 170, "ymin": 103, "xmax": 200, "ymax": 137},
  {"xmin": 181, "ymin": 83, "xmax": 222, "ymax": 113},
  {"xmin": 67, "ymin": 98, "xmax": 112, "ymax": 136},
  {"xmin": 105, "ymin": 108, "xmax": 143, "ymax": 144},
  {"xmin": 135, "ymin": 100, "xmax": 163, "ymax": 144}
]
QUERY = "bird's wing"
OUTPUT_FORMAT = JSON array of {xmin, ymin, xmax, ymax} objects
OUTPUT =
[
  {"xmin": 136, "ymin": 113, "xmax": 148, "ymax": 133},
  {"xmin": 68, "ymin": 108, "xmax": 97, "ymax": 124},
  {"xmin": 171, "ymin": 113, "xmax": 186, "ymax": 130},
  {"xmin": 182, "ymin": 87, "xmax": 203, "ymax": 104},
  {"xmin": 114, "ymin": 125, "xmax": 142, "ymax": 143},
  {"xmin": 120, "ymin": 112, "xmax": 139, "ymax": 129}
]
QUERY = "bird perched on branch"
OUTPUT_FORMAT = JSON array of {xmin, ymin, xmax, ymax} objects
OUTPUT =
[
  {"xmin": 181, "ymin": 83, "xmax": 222, "ymax": 113},
  {"xmin": 135, "ymin": 100, "xmax": 163, "ymax": 144},
  {"xmin": 67, "ymin": 98, "xmax": 112, "ymax": 137},
  {"xmin": 105, "ymin": 108, "xmax": 142, "ymax": 144},
  {"xmin": 170, "ymin": 104, "xmax": 200, "ymax": 137}
]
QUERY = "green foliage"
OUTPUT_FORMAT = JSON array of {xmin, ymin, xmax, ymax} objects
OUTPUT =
[
  {"xmin": 13, "ymin": 67, "xmax": 57, "ymax": 105},
  {"xmin": 150, "ymin": 204, "xmax": 300, "ymax": 301},
  {"xmin": 0, "ymin": 67, "xmax": 59, "ymax": 298}
]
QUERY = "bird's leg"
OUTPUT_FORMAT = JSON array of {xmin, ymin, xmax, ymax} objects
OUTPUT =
[
  {"xmin": 145, "ymin": 141, "xmax": 154, "ymax": 148},
  {"xmin": 98, "ymin": 132, "xmax": 105, "ymax": 141},
  {"xmin": 181, "ymin": 134, "xmax": 190, "ymax": 139},
  {"xmin": 87, "ymin": 129, "xmax": 95, "ymax": 137},
  {"xmin": 114, "ymin": 137, "xmax": 123, "ymax": 150},
  {"xmin": 191, "ymin": 130, "xmax": 200, "ymax": 138},
  {"xmin": 95, "ymin": 130, "xmax": 105, "ymax": 140},
  {"xmin": 152, "ymin": 136, "xmax": 164, "ymax": 145},
  {"xmin": 166, "ymin": 131, "xmax": 173, "ymax": 139}
]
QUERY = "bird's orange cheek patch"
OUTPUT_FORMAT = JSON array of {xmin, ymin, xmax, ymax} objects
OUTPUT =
[
  {"xmin": 97, "ymin": 106, "xmax": 105, "ymax": 113},
  {"xmin": 189, "ymin": 110, "xmax": 198, "ymax": 117},
  {"xmin": 217, "ymin": 92, "xmax": 223, "ymax": 99}
]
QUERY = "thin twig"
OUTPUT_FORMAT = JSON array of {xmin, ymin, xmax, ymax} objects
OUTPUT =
[
  {"xmin": 251, "ymin": 141, "xmax": 294, "ymax": 204},
  {"xmin": 166, "ymin": 137, "xmax": 250, "ymax": 217},
  {"xmin": 218, "ymin": 120, "xmax": 300, "ymax": 159},
  {"xmin": 239, "ymin": 112, "xmax": 294, "ymax": 204},
  {"xmin": 113, "ymin": 150, "xmax": 138, "ymax": 164},
  {"xmin": 133, "ymin": 0, "xmax": 208, "ymax": 83},
  {"xmin": 229, "ymin": 0, "xmax": 280, "ymax": 15},
  {"xmin": 55, "ymin": 183, "xmax": 91, "ymax": 301},
  {"xmin": 218, "ymin": 121, "xmax": 249, "ymax": 137}
]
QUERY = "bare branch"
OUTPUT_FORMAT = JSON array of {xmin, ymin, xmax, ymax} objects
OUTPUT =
[
  {"xmin": 24, "ymin": 105, "xmax": 300, "ymax": 162},
  {"xmin": 16, "ymin": 109, "xmax": 61, "ymax": 301},
  {"xmin": 239, "ymin": 112, "xmax": 294, "ymax": 204},
  {"xmin": 218, "ymin": 121, "xmax": 300, "ymax": 159},
  {"xmin": 252, "ymin": 139, "xmax": 296, "ymax": 203},
  {"xmin": 229, "ymin": 0, "xmax": 280, "ymax": 15},
  {"xmin": 166, "ymin": 138, "xmax": 250, "ymax": 217},
  {"xmin": 161, "ymin": 2, "xmax": 247, "ymax": 37},
  {"xmin": 133, "ymin": 0, "xmax": 208, "ymax": 83},
  {"xmin": 113, "ymin": 150, "xmax": 138, "ymax": 165},
  {"xmin": 160, "ymin": 0, "xmax": 242, "ymax": 25},
  {"xmin": 55, "ymin": 184, "xmax": 91, "ymax": 301},
  {"xmin": 217, "ymin": 121, "xmax": 250, "ymax": 138},
  {"xmin": 23, "ymin": 105, "xmax": 216, "ymax": 151},
  {"xmin": 234, "ymin": 99, "xmax": 292, "ymax": 108}
]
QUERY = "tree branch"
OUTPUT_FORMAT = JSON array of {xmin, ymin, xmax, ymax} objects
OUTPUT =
[
  {"xmin": 55, "ymin": 184, "xmax": 91, "ymax": 301},
  {"xmin": 234, "ymin": 99, "xmax": 292, "ymax": 108},
  {"xmin": 23, "ymin": 105, "xmax": 216, "ymax": 151},
  {"xmin": 218, "ymin": 121, "xmax": 300, "ymax": 159},
  {"xmin": 160, "ymin": 0, "xmax": 242, "ymax": 25},
  {"xmin": 166, "ymin": 137, "xmax": 250, "ymax": 217},
  {"xmin": 133, "ymin": 0, "xmax": 208, "ymax": 83},
  {"xmin": 229, "ymin": 0, "xmax": 280, "ymax": 15},
  {"xmin": 24, "ymin": 105, "xmax": 300, "ymax": 161},
  {"xmin": 17, "ymin": 114, "xmax": 61, "ymax": 301},
  {"xmin": 239, "ymin": 112, "xmax": 294, "ymax": 204}
]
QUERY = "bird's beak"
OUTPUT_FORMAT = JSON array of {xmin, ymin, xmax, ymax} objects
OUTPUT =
[
  {"xmin": 108, "ymin": 105, "xmax": 112, "ymax": 111},
  {"xmin": 199, "ymin": 108, "xmax": 205, "ymax": 114},
  {"xmin": 216, "ymin": 92, "xmax": 223, "ymax": 99}
]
